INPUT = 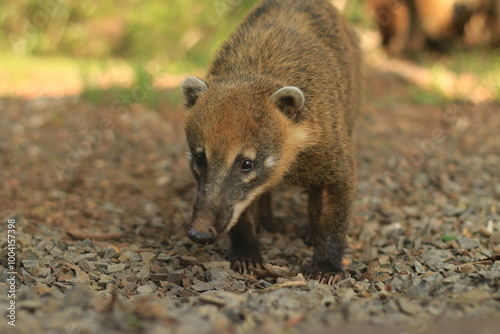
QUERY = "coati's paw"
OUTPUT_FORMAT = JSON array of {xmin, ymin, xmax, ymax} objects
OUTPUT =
[
  {"xmin": 230, "ymin": 257, "xmax": 263, "ymax": 275},
  {"xmin": 306, "ymin": 271, "xmax": 344, "ymax": 285}
]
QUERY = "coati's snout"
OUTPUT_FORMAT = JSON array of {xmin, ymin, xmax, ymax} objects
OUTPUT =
[
  {"xmin": 187, "ymin": 200, "xmax": 218, "ymax": 244},
  {"xmin": 186, "ymin": 189, "xmax": 229, "ymax": 245}
]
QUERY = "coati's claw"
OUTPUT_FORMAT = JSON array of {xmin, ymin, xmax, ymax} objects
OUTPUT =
[
  {"xmin": 231, "ymin": 257, "xmax": 263, "ymax": 275},
  {"xmin": 307, "ymin": 272, "xmax": 343, "ymax": 285}
]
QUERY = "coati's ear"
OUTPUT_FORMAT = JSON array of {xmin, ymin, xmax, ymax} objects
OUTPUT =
[
  {"xmin": 270, "ymin": 86, "xmax": 305, "ymax": 119},
  {"xmin": 182, "ymin": 76, "xmax": 208, "ymax": 108}
]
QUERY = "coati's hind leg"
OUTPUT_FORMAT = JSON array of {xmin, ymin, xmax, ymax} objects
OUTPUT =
[
  {"xmin": 306, "ymin": 182, "xmax": 354, "ymax": 285},
  {"xmin": 229, "ymin": 206, "xmax": 263, "ymax": 274}
]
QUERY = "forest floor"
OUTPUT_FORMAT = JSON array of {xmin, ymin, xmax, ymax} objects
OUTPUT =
[{"xmin": 1, "ymin": 61, "xmax": 499, "ymax": 333}]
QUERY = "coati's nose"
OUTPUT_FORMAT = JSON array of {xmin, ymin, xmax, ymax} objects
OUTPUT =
[{"xmin": 187, "ymin": 226, "xmax": 217, "ymax": 245}]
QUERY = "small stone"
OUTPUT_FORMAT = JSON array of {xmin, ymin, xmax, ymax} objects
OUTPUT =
[
  {"xmin": 63, "ymin": 285, "xmax": 93, "ymax": 307},
  {"xmin": 202, "ymin": 261, "xmax": 231, "ymax": 270},
  {"xmin": 136, "ymin": 267, "xmax": 151, "ymax": 279},
  {"xmin": 167, "ymin": 273, "xmax": 184, "ymax": 285},
  {"xmin": 389, "ymin": 277, "xmax": 404, "ymax": 292},
  {"xmin": 206, "ymin": 268, "xmax": 230, "ymax": 281},
  {"xmin": 232, "ymin": 280, "xmax": 246, "ymax": 292},
  {"xmin": 182, "ymin": 277, "xmax": 193, "ymax": 288},
  {"xmin": 107, "ymin": 264, "xmax": 126, "ymax": 274},
  {"xmin": 456, "ymin": 236, "xmax": 480, "ymax": 250},
  {"xmin": 53, "ymin": 282, "xmax": 73, "ymax": 293},
  {"xmin": 414, "ymin": 261, "xmax": 425, "ymax": 274},
  {"xmin": 378, "ymin": 255, "xmax": 390, "ymax": 264},
  {"xmin": 150, "ymin": 264, "xmax": 165, "ymax": 274},
  {"xmin": 190, "ymin": 280, "xmax": 211, "ymax": 292},
  {"xmin": 376, "ymin": 273, "xmax": 391, "ymax": 282},
  {"xmin": 421, "ymin": 249, "xmax": 451, "ymax": 270},
  {"xmin": 79, "ymin": 260, "xmax": 96, "ymax": 273},
  {"xmin": 339, "ymin": 288, "xmax": 357, "ymax": 303},
  {"xmin": 20, "ymin": 248, "xmax": 39, "ymax": 261},
  {"xmin": 156, "ymin": 253, "xmax": 172, "ymax": 262},
  {"xmin": 374, "ymin": 281, "xmax": 386, "ymax": 292},
  {"xmin": 441, "ymin": 263, "xmax": 457, "ymax": 272},
  {"xmin": 207, "ymin": 278, "xmax": 228, "ymax": 290},
  {"xmin": 98, "ymin": 274, "xmax": 114, "ymax": 286},
  {"xmin": 350, "ymin": 261, "xmax": 368, "ymax": 272},
  {"xmin": 359, "ymin": 269, "xmax": 375, "ymax": 281},
  {"xmin": 479, "ymin": 227, "xmax": 492, "ymax": 237},
  {"xmin": 442, "ymin": 274, "xmax": 461, "ymax": 284},
  {"xmin": 150, "ymin": 273, "xmax": 169, "ymax": 281},
  {"xmin": 104, "ymin": 246, "xmax": 121, "ymax": 259},
  {"xmin": 22, "ymin": 260, "xmax": 40, "ymax": 276},
  {"xmin": 74, "ymin": 253, "xmax": 97, "ymax": 263},
  {"xmin": 165, "ymin": 283, "xmax": 184, "ymax": 297},
  {"xmin": 489, "ymin": 232, "xmax": 500, "ymax": 247},
  {"xmin": 456, "ymin": 288, "xmax": 490, "ymax": 302},
  {"xmin": 93, "ymin": 262, "xmax": 110, "ymax": 272},
  {"xmin": 139, "ymin": 252, "xmax": 156, "ymax": 263},
  {"xmin": 398, "ymin": 298, "xmax": 421, "ymax": 315},
  {"xmin": 137, "ymin": 282, "xmax": 157, "ymax": 295},
  {"xmin": 180, "ymin": 256, "xmax": 198, "ymax": 266},
  {"xmin": 119, "ymin": 251, "xmax": 142, "ymax": 262},
  {"xmin": 19, "ymin": 300, "xmax": 43, "ymax": 311},
  {"xmin": 338, "ymin": 278, "xmax": 356, "ymax": 288},
  {"xmin": 374, "ymin": 267, "xmax": 392, "ymax": 274},
  {"xmin": 407, "ymin": 281, "xmax": 430, "ymax": 296},
  {"xmin": 179, "ymin": 289, "xmax": 198, "ymax": 298},
  {"xmin": 35, "ymin": 283, "xmax": 53, "ymax": 296},
  {"xmin": 38, "ymin": 267, "xmax": 51, "ymax": 277},
  {"xmin": 49, "ymin": 189, "xmax": 68, "ymax": 200},
  {"xmin": 458, "ymin": 263, "xmax": 477, "ymax": 274}
]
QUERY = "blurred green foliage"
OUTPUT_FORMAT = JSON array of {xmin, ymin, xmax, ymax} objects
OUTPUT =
[{"xmin": 0, "ymin": 0, "xmax": 257, "ymax": 70}]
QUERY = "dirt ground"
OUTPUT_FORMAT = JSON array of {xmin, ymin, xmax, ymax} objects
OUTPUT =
[{"xmin": 0, "ymin": 66, "xmax": 499, "ymax": 333}]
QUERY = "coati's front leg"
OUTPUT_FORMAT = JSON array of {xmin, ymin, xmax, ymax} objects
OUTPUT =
[
  {"xmin": 306, "ymin": 183, "xmax": 353, "ymax": 284},
  {"xmin": 229, "ymin": 206, "xmax": 263, "ymax": 274},
  {"xmin": 229, "ymin": 192, "xmax": 272, "ymax": 273}
]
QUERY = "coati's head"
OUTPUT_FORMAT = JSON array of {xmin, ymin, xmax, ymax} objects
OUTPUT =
[{"xmin": 182, "ymin": 76, "xmax": 310, "ymax": 245}]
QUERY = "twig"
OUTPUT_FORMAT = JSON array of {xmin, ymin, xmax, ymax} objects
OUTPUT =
[{"xmin": 255, "ymin": 280, "xmax": 306, "ymax": 294}]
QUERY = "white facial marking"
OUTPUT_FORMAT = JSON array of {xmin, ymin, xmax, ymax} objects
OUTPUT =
[
  {"xmin": 264, "ymin": 156, "xmax": 277, "ymax": 168},
  {"xmin": 195, "ymin": 147, "xmax": 203, "ymax": 154},
  {"xmin": 224, "ymin": 184, "xmax": 267, "ymax": 233}
]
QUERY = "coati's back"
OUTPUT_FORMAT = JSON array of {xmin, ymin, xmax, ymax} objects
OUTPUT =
[{"xmin": 207, "ymin": 0, "xmax": 361, "ymax": 133}]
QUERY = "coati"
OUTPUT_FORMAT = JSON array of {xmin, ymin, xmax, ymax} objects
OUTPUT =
[
  {"xmin": 367, "ymin": 0, "xmax": 500, "ymax": 54},
  {"xmin": 181, "ymin": 0, "xmax": 360, "ymax": 283}
]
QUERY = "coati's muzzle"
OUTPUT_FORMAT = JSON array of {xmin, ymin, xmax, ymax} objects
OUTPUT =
[
  {"xmin": 187, "ymin": 187, "xmax": 234, "ymax": 245},
  {"xmin": 187, "ymin": 208, "xmax": 218, "ymax": 245}
]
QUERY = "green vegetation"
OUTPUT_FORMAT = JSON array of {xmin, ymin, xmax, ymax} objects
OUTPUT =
[
  {"xmin": 0, "ymin": 0, "xmax": 498, "ymax": 106},
  {"xmin": 81, "ymin": 62, "xmax": 167, "ymax": 109},
  {"xmin": 0, "ymin": 0, "xmax": 257, "ymax": 71}
]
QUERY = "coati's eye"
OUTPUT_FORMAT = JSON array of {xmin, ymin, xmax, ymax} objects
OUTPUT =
[
  {"xmin": 195, "ymin": 152, "xmax": 206, "ymax": 167},
  {"xmin": 241, "ymin": 159, "xmax": 254, "ymax": 172}
]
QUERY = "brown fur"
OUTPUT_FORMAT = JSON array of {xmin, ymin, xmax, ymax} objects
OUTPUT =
[{"xmin": 182, "ymin": 0, "xmax": 361, "ymax": 280}]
